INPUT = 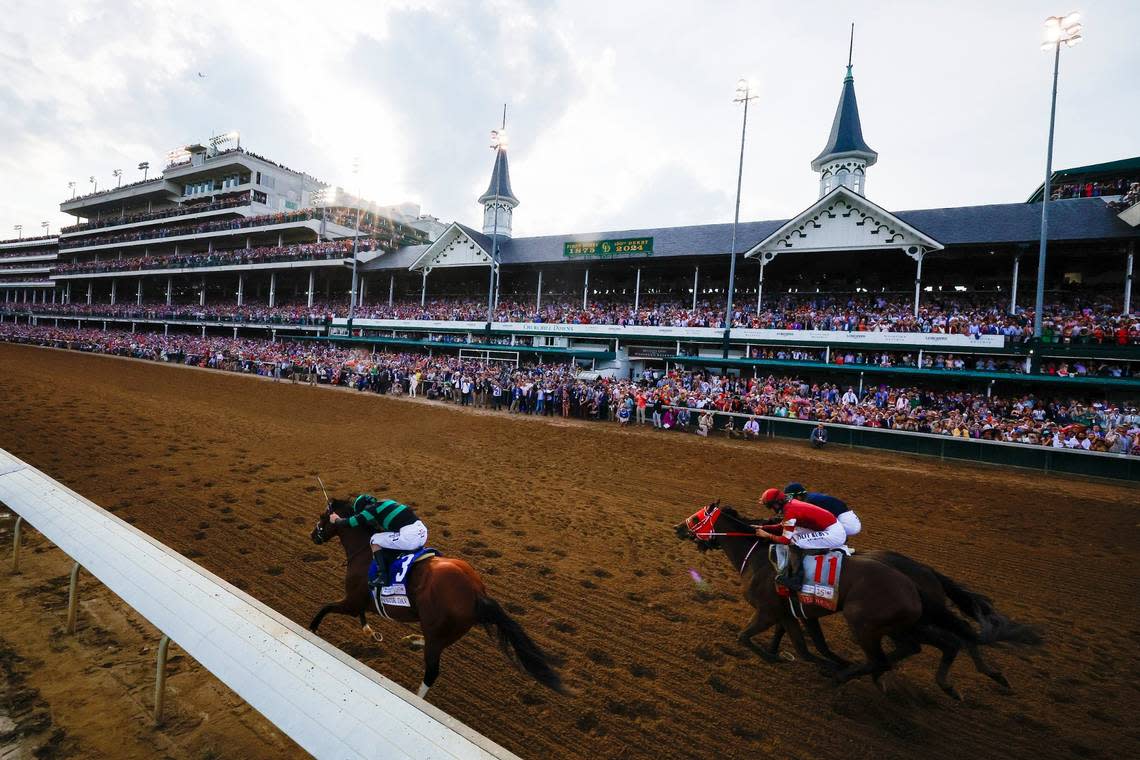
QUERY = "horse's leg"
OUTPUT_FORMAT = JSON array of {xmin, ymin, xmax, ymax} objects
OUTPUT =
[
  {"xmin": 417, "ymin": 637, "xmax": 444, "ymax": 700},
  {"xmin": 803, "ymin": 618, "xmax": 850, "ymax": 669},
  {"xmin": 833, "ymin": 623, "xmax": 891, "ymax": 686},
  {"xmin": 780, "ymin": 615, "xmax": 829, "ymax": 666},
  {"xmin": 910, "ymin": 625, "xmax": 966, "ymax": 700},
  {"xmin": 737, "ymin": 609, "xmax": 782, "ymax": 663},
  {"xmin": 966, "ymin": 644, "xmax": 1011, "ymax": 690},
  {"xmin": 309, "ymin": 598, "xmax": 367, "ymax": 636},
  {"xmin": 763, "ymin": 626, "xmax": 785, "ymax": 658}
]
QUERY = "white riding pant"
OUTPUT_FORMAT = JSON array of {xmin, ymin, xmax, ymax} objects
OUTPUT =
[
  {"xmin": 370, "ymin": 520, "xmax": 428, "ymax": 552},
  {"xmin": 790, "ymin": 522, "xmax": 847, "ymax": 550},
  {"xmin": 837, "ymin": 511, "xmax": 861, "ymax": 536}
]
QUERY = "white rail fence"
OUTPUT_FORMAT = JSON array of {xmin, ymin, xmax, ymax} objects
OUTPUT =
[{"xmin": 0, "ymin": 448, "xmax": 516, "ymax": 760}]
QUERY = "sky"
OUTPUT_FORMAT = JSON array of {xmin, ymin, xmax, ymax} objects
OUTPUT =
[{"xmin": 1, "ymin": 0, "xmax": 1137, "ymax": 240}]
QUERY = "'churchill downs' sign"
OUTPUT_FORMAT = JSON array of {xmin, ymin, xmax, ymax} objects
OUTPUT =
[{"xmin": 563, "ymin": 237, "xmax": 654, "ymax": 259}]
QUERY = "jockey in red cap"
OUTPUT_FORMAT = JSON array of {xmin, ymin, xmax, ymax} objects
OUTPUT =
[{"xmin": 755, "ymin": 487, "xmax": 847, "ymax": 591}]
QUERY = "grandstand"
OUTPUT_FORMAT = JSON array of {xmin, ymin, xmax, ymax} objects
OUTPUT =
[{"xmin": 1, "ymin": 58, "xmax": 1138, "ymax": 464}]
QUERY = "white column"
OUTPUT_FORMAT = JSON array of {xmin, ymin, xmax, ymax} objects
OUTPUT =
[
  {"xmin": 633, "ymin": 267, "xmax": 641, "ymax": 312},
  {"xmin": 207, "ymin": 240, "xmax": 213, "ymax": 253},
  {"xmin": 165, "ymin": 276, "xmax": 172, "ymax": 306},
  {"xmin": 307, "ymin": 270, "xmax": 315, "ymax": 308},
  {"xmin": 582, "ymin": 267, "xmax": 589, "ymax": 310},
  {"xmin": 1125, "ymin": 244, "xmax": 1134, "ymax": 316},
  {"xmin": 536, "ymin": 270, "xmax": 543, "ymax": 312},
  {"xmin": 65, "ymin": 281, "xmax": 71, "ymax": 304},
  {"xmin": 86, "ymin": 281, "xmax": 92, "ymax": 305},
  {"xmin": 388, "ymin": 274, "xmax": 394, "ymax": 307},
  {"xmin": 1009, "ymin": 255, "xmax": 1020, "ymax": 315},
  {"xmin": 269, "ymin": 272, "xmax": 276, "ymax": 307},
  {"xmin": 420, "ymin": 270, "xmax": 428, "ymax": 307},
  {"xmin": 110, "ymin": 279, "xmax": 117, "ymax": 305},
  {"xmin": 136, "ymin": 279, "xmax": 142, "ymax": 305},
  {"xmin": 277, "ymin": 233, "xmax": 284, "ymax": 247},
  {"xmin": 359, "ymin": 276, "xmax": 367, "ymax": 307},
  {"xmin": 912, "ymin": 252, "xmax": 924, "ymax": 318},
  {"xmin": 692, "ymin": 266, "xmax": 699, "ymax": 311},
  {"xmin": 199, "ymin": 277, "xmax": 206, "ymax": 306},
  {"xmin": 237, "ymin": 274, "xmax": 244, "ymax": 306},
  {"xmin": 246, "ymin": 236, "xmax": 252, "ymax": 250},
  {"xmin": 52, "ymin": 289, "xmax": 57, "ymax": 304}
]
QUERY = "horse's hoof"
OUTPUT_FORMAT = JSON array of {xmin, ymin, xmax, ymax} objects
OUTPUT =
[
  {"xmin": 362, "ymin": 624, "xmax": 383, "ymax": 644},
  {"xmin": 941, "ymin": 685, "xmax": 963, "ymax": 701},
  {"xmin": 992, "ymin": 673, "xmax": 1011, "ymax": 690}
]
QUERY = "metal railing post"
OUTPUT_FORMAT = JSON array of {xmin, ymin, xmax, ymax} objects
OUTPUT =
[
  {"xmin": 66, "ymin": 561, "xmax": 82, "ymax": 633},
  {"xmin": 11, "ymin": 515, "xmax": 23, "ymax": 573},
  {"xmin": 154, "ymin": 634, "xmax": 172, "ymax": 725}
]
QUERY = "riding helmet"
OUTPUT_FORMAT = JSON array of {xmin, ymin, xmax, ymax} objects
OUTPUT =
[{"xmin": 784, "ymin": 482, "xmax": 807, "ymax": 498}]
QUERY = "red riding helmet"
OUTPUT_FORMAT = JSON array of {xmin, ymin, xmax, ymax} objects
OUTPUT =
[{"xmin": 761, "ymin": 488, "xmax": 786, "ymax": 508}]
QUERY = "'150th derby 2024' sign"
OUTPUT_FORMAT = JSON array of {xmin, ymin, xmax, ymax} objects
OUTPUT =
[{"xmin": 563, "ymin": 237, "xmax": 654, "ymax": 259}]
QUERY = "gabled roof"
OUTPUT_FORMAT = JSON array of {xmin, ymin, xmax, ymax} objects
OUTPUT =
[
  {"xmin": 407, "ymin": 222, "xmax": 494, "ymax": 273},
  {"xmin": 477, "ymin": 150, "xmax": 519, "ymax": 206},
  {"xmin": 811, "ymin": 67, "xmax": 877, "ymax": 170},
  {"xmin": 745, "ymin": 185, "xmax": 942, "ymax": 259}
]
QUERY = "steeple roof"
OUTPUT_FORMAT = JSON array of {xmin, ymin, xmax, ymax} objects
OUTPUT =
[
  {"xmin": 811, "ymin": 64, "xmax": 877, "ymax": 171},
  {"xmin": 478, "ymin": 149, "xmax": 519, "ymax": 206}
]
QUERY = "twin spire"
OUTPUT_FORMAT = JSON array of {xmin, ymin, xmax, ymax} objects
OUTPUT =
[
  {"xmin": 811, "ymin": 23, "xmax": 876, "ymax": 197},
  {"xmin": 475, "ymin": 24, "xmax": 875, "ymax": 230}
]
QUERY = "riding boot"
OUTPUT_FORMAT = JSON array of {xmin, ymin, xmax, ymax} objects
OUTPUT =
[
  {"xmin": 776, "ymin": 544, "xmax": 804, "ymax": 592},
  {"xmin": 368, "ymin": 549, "xmax": 388, "ymax": 591}
]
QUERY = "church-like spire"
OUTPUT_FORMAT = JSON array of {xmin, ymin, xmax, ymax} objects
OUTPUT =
[
  {"xmin": 478, "ymin": 149, "xmax": 519, "ymax": 206},
  {"xmin": 478, "ymin": 105, "xmax": 519, "ymax": 238},
  {"xmin": 811, "ymin": 24, "xmax": 877, "ymax": 197}
]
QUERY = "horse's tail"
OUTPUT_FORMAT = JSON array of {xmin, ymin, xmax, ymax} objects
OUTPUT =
[
  {"xmin": 475, "ymin": 596, "xmax": 565, "ymax": 693},
  {"xmin": 930, "ymin": 568, "xmax": 1043, "ymax": 647}
]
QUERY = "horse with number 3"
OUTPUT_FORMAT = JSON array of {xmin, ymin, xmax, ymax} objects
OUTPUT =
[{"xmin": 308, "ymin": 497, "xmax": 564, "ymax": 699}]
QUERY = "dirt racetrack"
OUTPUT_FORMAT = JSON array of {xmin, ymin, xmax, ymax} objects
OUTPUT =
[{"xmin": 1, "ymin": 343, "xmax": 1137, "ymax": 759}]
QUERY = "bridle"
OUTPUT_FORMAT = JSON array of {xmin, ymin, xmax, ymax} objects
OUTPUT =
[
  {"xmin": 682, "ymin": 504, "xmax": 764, "ymax": 575},
  {"xmin": 312, "ymin": 500, "xmax": 371, "ymax": 566}
]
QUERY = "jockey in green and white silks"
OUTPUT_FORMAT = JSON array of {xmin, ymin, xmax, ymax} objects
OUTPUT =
[{"xmin": 337, "ymin": 495, "xmax": 427, "ymax": 590}]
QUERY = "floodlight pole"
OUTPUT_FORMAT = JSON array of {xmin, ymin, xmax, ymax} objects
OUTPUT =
[
  {"xmin": 723, "ymin": 80, "xmax": 756, "ymax": 358},
  {"xmin": 1034, "ymin": 42, "xmax": 1061, "ymax": 339}
]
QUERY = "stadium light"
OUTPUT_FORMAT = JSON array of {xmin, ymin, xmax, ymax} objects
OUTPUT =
[
  {"xmin": 89, "ymin": 175, "xmax": 98, "ymax": 193},
  {"xmin": 13, "ymin": 224, "xmax": 22, "ymax": 239},
  {"xmin": 67, "ymin": 181, "xmax": 76, "ymax": 198},
  {"xmin": 139, "ymin": 161, "xmax": 150, "ymax": 180},
  {"xmin": 112, "ymin": 169, "xmax": 122, "ymax": 187},
  {"xmin": 722, "ymin": 77, "xmax": 757, "ymax": 358},
  {"xmin": 41, "ymin": 221, "xmax": 49, "ymax": 236},
  {"xmin": 1034, "ymin": 11, "xmax": 1084, "ymax": 339}
]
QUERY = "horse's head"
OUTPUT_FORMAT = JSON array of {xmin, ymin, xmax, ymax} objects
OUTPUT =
[
  {"xmin": 310, "ymin": 497, "xmax": 353, "ymax": 545},
  {"xmin": 674, "ymin": 500, "xmax": 724, "ymax": 551}
]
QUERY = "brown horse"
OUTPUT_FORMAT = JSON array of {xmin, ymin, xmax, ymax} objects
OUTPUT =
[
  {"xmin": 309, "ymin": 498, "xmax": 564, "ymax": 699},
  {"xmin": 677, "ymin": 502, "xmax": 960, "ymax": 688}
]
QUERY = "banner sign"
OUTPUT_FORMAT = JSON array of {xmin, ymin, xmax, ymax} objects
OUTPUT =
[
  {"xmin": 335, "ymin": 319, "xmax": 1006, "ymax": 349},
  {"xmin": 563, "ymin": 237, "xmax": 653, "ymax": 259}
]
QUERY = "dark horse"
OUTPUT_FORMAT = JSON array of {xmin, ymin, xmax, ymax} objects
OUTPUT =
[
  {"xmin": 676, "ymin": 502, "xmax": 988, "ymax": 691},
  {"xmin": 309, "ymin": 498, "xmax": 564, "ymax": 699},
  {"xmin": 762, "ymin": 549, "xmax": 1041, "ymax": 698}
]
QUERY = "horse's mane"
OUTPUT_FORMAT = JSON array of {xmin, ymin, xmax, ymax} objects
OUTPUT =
[
  {"xmin": 329, "ymin": 497, "xmax": 356, "ymax": 518},
  {"xmin": 720, "ymin": 504, "xmax": 780, "ymax": 527}
]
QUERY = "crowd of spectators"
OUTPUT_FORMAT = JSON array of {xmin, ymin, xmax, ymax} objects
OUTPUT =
[
  {"xmin": 1051, "ymin": 176, "xmax": 1138, "ymax": 200},
  {"xmin": 2, "ymin": 323, "xmax": 1137, "ymax": 457},
  {"xmin": 0, "ymin": 234, "xmax": 54, "ymax": 245},
  {"xmin": 1, "ymin": 300, "xmax": 336, "ymax": 326},
  {"xmin": 53, "ymin": 238, "xmax": 379, "ymax": 275},
  {"xmin": 0, "ymin": 247, "xmax": 56, "ymax": 260},
  {"xmin": 60, "ymin": 193, "xmax": 252, "ymax": 235},
  {"xmin": 346, "ymin": 294, "xmax": 1139, "ymax": 344}
]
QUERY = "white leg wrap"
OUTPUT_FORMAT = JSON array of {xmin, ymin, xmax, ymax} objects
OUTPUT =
[{"xmin": 417, "ymin": 682, "xmax": 430, "ymax": 699}]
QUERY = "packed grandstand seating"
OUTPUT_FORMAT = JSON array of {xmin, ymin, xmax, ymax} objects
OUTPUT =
[
  {"xmin": 53, "ymin": 239, "xmax": 380, "ymax": 274},
  {"xmin": 1052, "ymin": 176, "xmax": 1138, "ymax": 200},
  {"xmin": 0, "ymin": 247, "xmax": 56, "ymax": 260},
  {"xmin": 59, "ymin": 207, "xmax": 421, "ymax": 249},
  {"xmin": 0, "ymin": 234, "xmax": 54, "ymax": 245},
  {"xmin": 60, "ymin": 193, "xmax": 252, "ymax": 234},
  {"xmin": 6, "ymin": 293, "xmax": 1138, "ymax": 344},
  {"xmin": 1, "ymin": 301, "xmax": 336, "ymax": 325},
  {"xmin": 1, "ymin": 323, "xmax": 1137, "ymax": 456}
]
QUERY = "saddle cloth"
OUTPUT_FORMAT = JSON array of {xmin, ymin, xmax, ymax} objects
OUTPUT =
[
  {"xmin": 371, "ymin": 548, "xmax": 439, "ymax": 610},
  {"xmin": 771, "ymin": 544, "xmax": 849, "ymax": 612}
]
